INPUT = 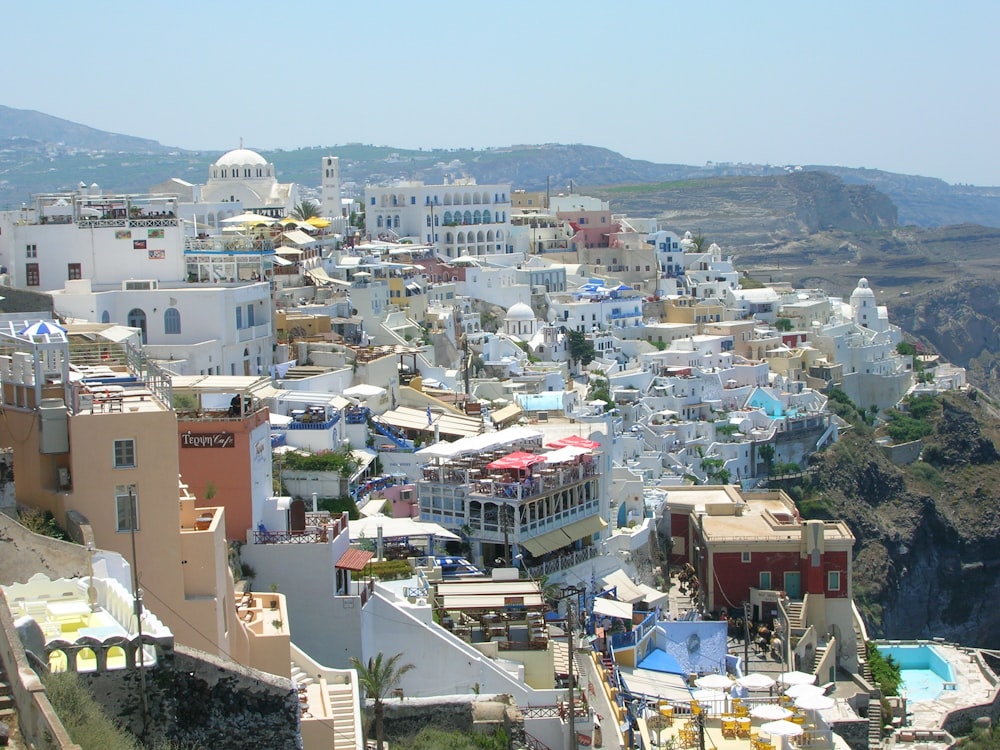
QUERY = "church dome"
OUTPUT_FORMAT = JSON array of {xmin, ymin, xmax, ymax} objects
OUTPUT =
[
  {"xmin": 851, "ymin": 277, "xmax": 875, "ymax": 299},
  {"xmin": 215, "ymin": 148, "xmax": 267, "ymax": 167},
  {"xmin": 505, "ymin": 302, "xmax": 535, "ymax": 321}
]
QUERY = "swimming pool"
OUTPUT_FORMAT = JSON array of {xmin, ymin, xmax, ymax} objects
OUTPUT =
[{"xmin": 877, "ymin": 644, "xmax": 955, "ymax": 702}]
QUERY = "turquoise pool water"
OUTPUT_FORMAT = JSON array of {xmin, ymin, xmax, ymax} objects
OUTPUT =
[{"xmin": 878, "ymin": 644, "xmax": 955, "ymax": 702}]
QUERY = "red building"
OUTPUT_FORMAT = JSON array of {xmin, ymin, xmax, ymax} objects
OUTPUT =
[{"xmin": 664, "ymin": 487, "xmax": 854, "ymax": 617}]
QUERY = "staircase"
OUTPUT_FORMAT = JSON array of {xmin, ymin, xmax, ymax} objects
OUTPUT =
[
  {"xmin": 868, "ymin": 697, "xmax": 884, "ymax": 749},
  {"xmin": 0, "ymin": 663, "xmax": 13, "ymax": 719},
  {"xmin": 854, "ymin": 627, "xmax": 883, "ymax": 749},
  {"xmin": 785, "ymin": 601, "xmax": 805, "ymax": 630},
  {"xmin": 290, "ymin": 663, "xmax": 315, "ymax": 691},
  {"xmin": 326, "ymin": 680, "xmax": 359, "ymax": 749},
  {"xmin": 291, "ymin": 660, "xmax": 360, "ymax": 750},
  {"xmin": 811, "ymin": 643, "xmax": 829, "ymax": 674}
]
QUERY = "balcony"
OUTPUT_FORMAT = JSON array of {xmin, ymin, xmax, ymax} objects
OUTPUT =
[{"xmin": 252, "ymin": 511, "xmax": 350, "ymax": 545}]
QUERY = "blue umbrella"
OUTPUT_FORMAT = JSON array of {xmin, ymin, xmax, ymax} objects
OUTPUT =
[{"xmin": 19, "ymin": 321, "xmax": 66, "ymax": 337}]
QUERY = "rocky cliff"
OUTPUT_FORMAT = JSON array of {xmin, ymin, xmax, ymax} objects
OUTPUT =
[{"xmin": 802, "ymin": 391, "xmax": 1000, "ymax": 647}]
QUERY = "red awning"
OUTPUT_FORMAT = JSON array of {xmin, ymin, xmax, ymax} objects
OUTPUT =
[
  {"xmin": 486, "ymin": 451, "xmax": 547, "ymax": 470},
  {"xmin": 546, "ymin": 435, "xmax": 601, "ymax": 450},
  {"xmin": 336, "ymin": 548, "xmax": 374, "ymax": 571}
]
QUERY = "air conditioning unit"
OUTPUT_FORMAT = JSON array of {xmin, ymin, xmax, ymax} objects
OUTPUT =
[{"xmin": 400, "ymin": 490, "xmax": 413, "ymax": 502}]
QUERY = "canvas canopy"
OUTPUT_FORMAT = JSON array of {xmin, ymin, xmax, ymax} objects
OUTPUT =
[
  {"xmin": 592, "ymin": 596, "xmax": 632, "ymax": 621},
  {"xmin": 487, "ymin": 451, "xmax": 547, "ymax": 470}
]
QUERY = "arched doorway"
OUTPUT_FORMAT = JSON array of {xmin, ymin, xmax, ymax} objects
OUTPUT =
[
  {"xmin": 127, "ymin": 308, "xmax": 147, "ymax": 344},
  {"xmin": 243, "ymin": 348, "xmax": 251, "ymax": 376}
]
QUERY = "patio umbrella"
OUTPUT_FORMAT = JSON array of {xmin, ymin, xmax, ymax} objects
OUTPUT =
[
  {"xmin": 694, "ymin": 673, "xmax": 734, "ymax": 690},
  {"xmin": 784, "ymin": 683, "xmax": 824, "ymax": 699},
  {"xmin": 221, "ymin": 212, "xmax": 277, "ymax": 224},
  {"xmin": 794, "ymin": 694, "xmax": 834, "ymax": 712},
  {"xmin": 779, "ymin": 670, "xmax": 817, "ymax": 686},
  {"xmin": 18, "ymin": 320, "xmax": 66, "ymax": 337},
  {"xmin": 760, "ymin": 719, "xmax": 804, "ymax": 738},
  {"xmin": 750, "ymin": 704, "xmax": 793, "ymax": 721},
  {"xmin": 737, "ymin": 673, "xmax": 776, "ymax": 691}
]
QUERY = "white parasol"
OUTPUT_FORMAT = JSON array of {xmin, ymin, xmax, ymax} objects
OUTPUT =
[
  {"xmin": 784, "ymin": 683, "xmax": 824, "ymax": 699},
  {"xmin": 750, "ymin": 704, "xmax": 793, "ymax": 721},
  {"xmin": 760, "ymin": 719, "xmax": 804, "ymax": 738},
  {"xmin": 694, "ymin": 673, "xmax": 734, "ymax": 690},
  {"xmin": 737, "ymin": 673, "xmax": 777, "ymax": 691},
  {"xmin": 779, "ymin": 670, "xmax": 817, "ymax": 686},
  {"xmin": 794, "ymin": 694, "xmax": 835, "ymax": 712}
]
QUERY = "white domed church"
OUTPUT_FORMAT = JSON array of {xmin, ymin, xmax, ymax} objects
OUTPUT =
[{"xmin": 201, "ymin": 146, "xmax": 298, "ymax": 214}]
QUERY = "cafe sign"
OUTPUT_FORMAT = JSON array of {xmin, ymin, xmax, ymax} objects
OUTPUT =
[{"xmin": 181, "ymin": 431, "xmax": 235, "ymax": 449}]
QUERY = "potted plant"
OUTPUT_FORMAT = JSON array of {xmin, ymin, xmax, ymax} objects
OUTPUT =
[{"xmin": 269, "ymin": 583, "xmax": 279, "ymax": 609}]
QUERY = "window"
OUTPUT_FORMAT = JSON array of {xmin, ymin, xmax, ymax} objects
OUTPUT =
[
  {"xmin": 164, "ymin": 308, "xmax": 181, "ymax": 334},
  {"xmin": 67, "ymin": 263, "xmax": 82, "ymax": 280},
  {"xmin": 114, "ymin": 439, "xmax": 136, "ymax": 468},
  {"xmin": 741, "ymin": 551, "xmax": 751, "ymax": 563},
  {"xmin": 115, "ymin": 485, "xmax": 138, "ymax": 532},
  {"xmin": 25, "ymin": 263, "xmax": 39, "ymax": 287},
  {"xmin": 26, "ymin": 244, "xmax": 37, "ymax": 258},
  {"xmin": 828, "ymin": 571, "xmax": 841, "ymax": 591},
  {"xmin": 247, "ymin": 303, "xmax": 255, "ymax": 327},
  {"xmin": 236, "ymin": 306, "xmax": 243, "ymax": 329},
  {"xmin": 759, "ymin": 571, "xmax": 771, "ymax": 590}
]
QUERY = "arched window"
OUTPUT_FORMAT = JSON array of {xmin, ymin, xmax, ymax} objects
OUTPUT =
[
  {"xmin": 463, "ymin": 210, "xmax": 473, "ymax": 225},
  {"xmin": 482, "ymin": 210, "xmax": 491, "ymax": 223},
  {"xmin": 164, "ymin": 308, "xmax": 181, "ymax": 334},
  {"xmin": 443, "ymin": 211, "xmax": 453, "ymax": 225},
  {"xmin": 393, "ymin": 215, "xmax": 400, "ymax": 228},
  {"xmin": 473, "ymin": 210, "xmax": 482, "ymax": 224},
  {"xmin": 101, "ymin": 310, "xmax": 111, "ymax": 324},
  {"xmin": 377, "ymin": 215, "xmax": 384, "ymax": 228}
]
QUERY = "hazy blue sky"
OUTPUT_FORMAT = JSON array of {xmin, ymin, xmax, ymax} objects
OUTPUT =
[{"xmin": 5, "ymin": 1, "xmax": 998, "ymax": 185}]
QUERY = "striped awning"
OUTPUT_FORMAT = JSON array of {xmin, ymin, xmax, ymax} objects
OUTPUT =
[{"xmin": 520, "ymin": 515, "xmax": 606, "ymax": 556}]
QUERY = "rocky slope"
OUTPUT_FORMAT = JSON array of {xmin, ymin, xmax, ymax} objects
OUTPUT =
[{"xmin": 803, "ymin": 391, "xmax": 1000, "ymax": 647}]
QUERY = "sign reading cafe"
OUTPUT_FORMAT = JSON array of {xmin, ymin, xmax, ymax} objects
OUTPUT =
[{"xmin": 181, "ymin": 432, "xmax": 236, "ymax": 449}]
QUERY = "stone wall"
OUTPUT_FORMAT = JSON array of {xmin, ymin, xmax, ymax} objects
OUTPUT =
[
  {"xmin": 378, "ymin": 694, "xmax": 521, "ymax": 745},
  {"xmin": 79, "ymin": 643, "xmax": 300, "ymax": 750},
  {"xmin": 878, "ymin": 440, "xmax": 922, "ymax": 466}
]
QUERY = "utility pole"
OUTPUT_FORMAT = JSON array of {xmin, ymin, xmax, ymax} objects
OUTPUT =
[
  {"xmin": 128, "ymin": 487, "xmax": 150, "ymax": 746},
  {"xmin": 743, "ymin": 601, "xmax": 752, "ymax": 674},
  {"xmin": 560, "ymin": 585, "xmax": 584, "ymax": 750}
]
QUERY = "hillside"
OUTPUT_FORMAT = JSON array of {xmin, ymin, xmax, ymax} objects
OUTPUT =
[
  {"xmin": 800, "ymin": 390, "xmax": 1000, "ymax": 647},
  {"xmin": 1, "ymin": 104, "xmax": 1000, "ymax": 227}
]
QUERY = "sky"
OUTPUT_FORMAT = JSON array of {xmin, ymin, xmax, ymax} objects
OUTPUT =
[{"xmin": 4, "ymin": 0, "xmax": 999, "ymax": 186}]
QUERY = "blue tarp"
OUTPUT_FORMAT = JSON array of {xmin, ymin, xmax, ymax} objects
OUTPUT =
[{"xmin": 638, "ymin": 649, "xmax": 686, "ymax": 676}]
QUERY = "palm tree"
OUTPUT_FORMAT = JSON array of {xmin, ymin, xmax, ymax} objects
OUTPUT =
[
  {"xmin": 350, "ymin": 651, "xmax": 414, "ymax": 750},
  {"xmin": 290, "ymin": 199, "xmax": 321, "ymax": 221}
]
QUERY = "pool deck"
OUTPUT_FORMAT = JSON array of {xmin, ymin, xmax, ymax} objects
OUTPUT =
[{"xmin": 878, "ymin": 640, "xmax": 998, "ymax": 732}]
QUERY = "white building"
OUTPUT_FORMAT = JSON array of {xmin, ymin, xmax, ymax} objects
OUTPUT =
[
  {"xmin": 365, "ymin": 180, "xmax": 512, "ymax": 257},
  {"xmin": 52, "ymin": 279, "xmax": 273, "ymax": 376},
  {"xmin": 0, "ymin": 191, "xmax": 185, "ymax": 292},
  {"xmin": 201, "ymin": 147, "xmax": 298, "ymax": 215}
]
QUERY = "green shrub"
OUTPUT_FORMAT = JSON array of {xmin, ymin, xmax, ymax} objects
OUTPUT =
[
  {"xmin": 867, "ymin": 642, "xmax": 901, "ymax": 696},
  {"xmin": 44, "ymin": 671, "xmax": 140, "ymax": 749},
  {"xmin": 351, "ymin": 558, "xmax": 413, "ymax": 581},
  {"xmin": 18, "ymin": 507, "xmax": 67, "ymax": 540}
]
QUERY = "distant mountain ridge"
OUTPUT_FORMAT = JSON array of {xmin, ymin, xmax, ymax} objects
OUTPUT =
[
  {"xmin": 0, "ymin": 105, "xmax": 169, "ymax": 153},
  {"xmin": 1, "ymin": 104, "xmax": 999, "ymax": 228}
]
